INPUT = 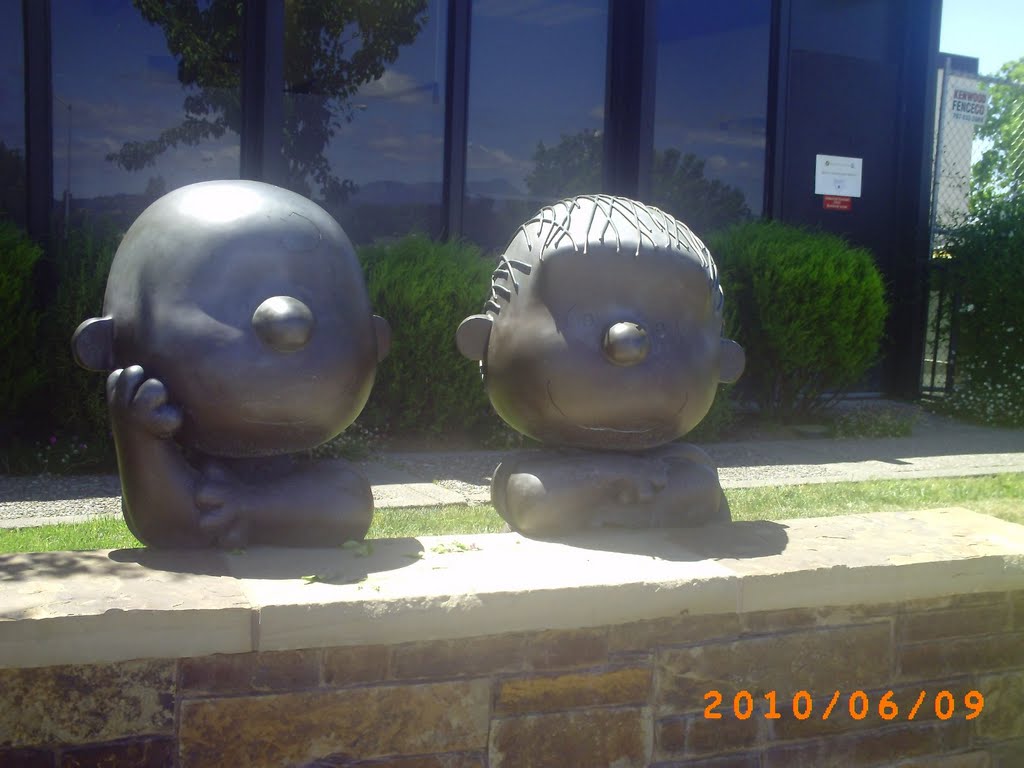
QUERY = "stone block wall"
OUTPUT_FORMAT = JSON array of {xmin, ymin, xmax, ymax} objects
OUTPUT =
[
  {"xmin": 3, "ymin": 590, "xmax": 1023, "ymax": 767},
  {"xmin": 3, "ymin": 509, "xmax": 1024, "ymax": 767}
]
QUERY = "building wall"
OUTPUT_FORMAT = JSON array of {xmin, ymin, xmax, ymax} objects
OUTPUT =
[{"xmin": 3, "ymin": 0, "xmax": 940, "ymax": 396}]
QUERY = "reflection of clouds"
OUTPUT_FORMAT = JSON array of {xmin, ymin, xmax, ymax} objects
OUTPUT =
[
  {"xmin": 52, "ymin": 95, "xmax": 239, "ymax": 198},
  {"xmin": 706, "ymin": 154, "xmax": 729, "ymax": 171},
  {"xmin": 474, "ymin": 0, "xmax": 603, "ymax": 27},
  {"xmin": 360, "ymin": 69, "xmax": 434, "ymax": 104},
  {"xmin": 369, "ymin": 135, "xmax": 411, "ymax": 152},
  {"xmin": 589, "ymin": 104, "xmax": 604, "ymax": 121},
  {"xmin": 467, "ymin": 141, "xmax": 530, "ymax": 173},
  {"xmin": 55, "ymin": 91, "xmax": 211, "ymax": 142},
  {"xmin": 365, "ymin": 132, "xmax": 443, "ymax": 162},
  {"xmin": 682, "ymin": 128, "xmax": 766, "ymax": 149}
]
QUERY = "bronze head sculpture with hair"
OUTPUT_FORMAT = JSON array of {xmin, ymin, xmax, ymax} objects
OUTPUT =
[
  {"xmin": 72, "ymin": 180, "xmax": 390, "ymax": 548},
  {"xmin": 458, "ymin": 195, "xmax": 744, "ymax": 534}
]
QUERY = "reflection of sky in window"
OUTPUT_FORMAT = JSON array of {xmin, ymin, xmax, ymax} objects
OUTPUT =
[
  {"xmin": 52, "ymin": 0, "xmax": 240, "ymax": 200},
  {"xmin": 44, "ymin": 0, "xmax": 768, "ymax": 207},
  {"xmin": 316, "ymin": 0, "xmax": 447, "ymax": 190},
  {"xmin": 466, "ymin": 0, "xmax": 607, "ymax": 196},
  {"xmin": 0, "ymin": 0, "xmax": 24, "ymax": 150},
  {"xmin": 654, "ymin": 0, "xmax": 769, "ymax": 214}
]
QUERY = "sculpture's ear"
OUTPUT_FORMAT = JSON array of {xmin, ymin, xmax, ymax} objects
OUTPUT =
[
  {"xmin": 71, "ymin": 316, "xmax": 115, "ymax": 371},
  {"xmin": 719, "ymin": 338, "xmax": 745, "ymax": 384},
  {"xmin": 372, "ymin": 314, "xmax": 391, "ymax": 362},
  {"xmin": 456, "ymin": 314, "xmax": 492, "ymax": 361}
]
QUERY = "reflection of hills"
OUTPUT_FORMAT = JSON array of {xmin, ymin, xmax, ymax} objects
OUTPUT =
[{"xmin": 63, "ymin": 178, "xmax": 535, "ymax": 248}]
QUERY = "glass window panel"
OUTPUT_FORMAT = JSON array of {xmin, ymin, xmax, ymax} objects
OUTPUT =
[
  {"xmin": 465, "ymin": 0, "xmax": 608, "ymax": 252},
  {"xmin": 651, "ymin": 0, "xmax": 770, "ymax": 238},
  {"xmin": 0, "ymin": 0, "xmax": 26, "ymax": 227},
  {"xmin": 283, "ymin": 0, "xmax": 447, "ymax": 246},
  {"xmin": 51, "ymin": 0, "xmax": 242, "ymax": 231}
]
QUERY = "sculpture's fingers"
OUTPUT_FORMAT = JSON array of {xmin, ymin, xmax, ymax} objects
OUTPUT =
[
  {"xmin": 131, "ymin": 379, "xmax": 183, "ymax": 437},
  {"xmin": 132, "ymin": 377, "xmax": 168, "ymax": 410},
  {"xmin": 105, "ymin": 369, "xmax": 122, "ymax": 405},
  {"xmin": 111, "ymin": 365, "xmax": 146, "ymax": 411},
  {"xmin": 146, "ymin": 404, "xmax": 183, "ymax": 438}
]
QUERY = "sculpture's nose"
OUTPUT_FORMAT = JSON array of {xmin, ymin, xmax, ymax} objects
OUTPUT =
[
  {"xmin": 252, "ymin": 296, "xmax": 315, "ymax": 352},
  {"xmin": 603, "ymin": 321, "xmax": 649, "ymax": 366}
]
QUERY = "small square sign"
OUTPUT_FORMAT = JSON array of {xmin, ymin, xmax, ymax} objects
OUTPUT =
[
  {"xmin": 823, "ymin": 195, "xmax": 852, "ymax": 211},
  {"xmin": 815, "ymin": 155, "xmax": 863, "ymax": 197}
]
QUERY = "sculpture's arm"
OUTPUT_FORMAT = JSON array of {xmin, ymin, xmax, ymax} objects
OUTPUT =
[
  {"xmin": 106, "ymin": 366, "xmax": 212, "ymax": 547},
  {"xmin": 495, "ymin": 453, "xmax": 668, "ymax": 535},
  {"xmin": 194, "ymin": 458, "xmax": 374, "ymax": 547}
]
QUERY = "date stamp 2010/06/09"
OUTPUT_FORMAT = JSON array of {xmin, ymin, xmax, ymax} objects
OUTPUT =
[{"xmin": 703, "ymin": 689, "xmax": 985, "ymax": 722}]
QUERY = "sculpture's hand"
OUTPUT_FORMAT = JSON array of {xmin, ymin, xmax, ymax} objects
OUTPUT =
[
  {"xmin": 106, "ymin": 366, "xmax": 182, "ymax": 438},
  {"xmin": 195, "ymin": 462, "xmax": 251, "ymax": 548},
  {"xmin": 105, "ymin": 365, "xmax": 207, "ymax": 547}
]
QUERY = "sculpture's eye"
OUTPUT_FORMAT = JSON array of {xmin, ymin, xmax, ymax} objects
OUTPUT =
[
  {"xmin": 252, "ymin": 296, "xmax": 315, "ymax": 352},
  {"xmin": 602, "ymin": 321, "xmax": 649, "ymax": 366}
]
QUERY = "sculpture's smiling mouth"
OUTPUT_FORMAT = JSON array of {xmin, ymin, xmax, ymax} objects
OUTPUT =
[{"xmin": 545, "ymin": 380, "xmax": 687, "ymax": 434}]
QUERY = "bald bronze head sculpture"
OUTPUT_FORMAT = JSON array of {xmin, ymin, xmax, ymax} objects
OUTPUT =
[{"xmin": 73, "ymin": 180, "xmax": 390, "ymax": 548}]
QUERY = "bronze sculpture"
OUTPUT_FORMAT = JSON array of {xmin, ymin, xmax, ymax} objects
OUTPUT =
[
  {"xmin": 72, "ymin": 180, "xmax": 390, "ymax": 548},
  {"xmin": 457, "ymin": 195, "xmax": 744, "ymax": 535}
]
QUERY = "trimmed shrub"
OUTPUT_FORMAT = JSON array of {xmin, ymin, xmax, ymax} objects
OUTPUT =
[
  {"xmin": 709, "ymin": 220, "xmax": 888, "ymax": 421},
  {"xmin": 39, "ymin": 222, "xmax": 121, "ymax": 458},
  {"xmin": 0, "ymin": 222, "xmax": 44, "ymax": 433},
  {"xmin": 359, "ymin": 234, "xmax": 497, "ymax": 435},
  {"xmin": 940, "ymin": 195, "xmax": 1024, "ymax": 426}
]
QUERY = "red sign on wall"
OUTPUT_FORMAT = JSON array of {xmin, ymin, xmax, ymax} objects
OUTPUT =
[{"xmin": 823, "ymin": 195, "xmax": 852, "ymax": 211}]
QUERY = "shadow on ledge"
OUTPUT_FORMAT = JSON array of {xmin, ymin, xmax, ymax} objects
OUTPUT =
[
  {"xmin": 525, "ymin": 520, "xmax": 790, "ymax": 562},
  {"xmin": 106, "ymin": 537, "xmax": 426, "ymax": 582}
]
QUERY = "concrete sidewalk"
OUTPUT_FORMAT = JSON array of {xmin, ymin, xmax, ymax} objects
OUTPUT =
[{"xmin": 2, "ymin": 410, "xmax": 1023, "ymax": 529}]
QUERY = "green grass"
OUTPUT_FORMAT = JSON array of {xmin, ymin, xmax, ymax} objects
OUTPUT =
[
  {"xmin": 1, "ymin": 474, "xmax": 1021, "ymax": 554},
  {"xmin": 727, "ymin": 473, "xmax": 1024, "ymax": 526}
]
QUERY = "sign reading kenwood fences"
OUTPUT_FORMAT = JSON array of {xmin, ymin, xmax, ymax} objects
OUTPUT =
[{"xmin": 950, "ymin": 87, "xmax": 987, "ymax": 124}]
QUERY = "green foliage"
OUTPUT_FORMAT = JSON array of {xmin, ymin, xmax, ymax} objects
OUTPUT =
[
  {"xmin": 524, "ymin": 129, "xmax": 751, "ymax": 237},
  {"xmin": 940, "ymin": 195, "xmax": 1024, "ymax": 426},
  {"xmin": 39, "ymin": 222, "xmax": 122, "ymax": 464},
  {"xmin": 973, "ymin": 56, "xmax": 1024, "ymax": 201},
  {"xmin": 359, "ymin": 234, "xmax": 497, "ymax": 434},
  {"xmin": 307, "ymin": 420, "xmax": 384, "ymax": 461},
  {"xmin": 710, "ymin": 221, "xmax": 888, "ymax": 422},
  {"xmin": 0, "ymin": 222, "xmax": 44, "ymax": 432},
  {"xmin": 527, "ymin": 130, "xmax": 603, "ymax": 199},
  {"xmin": 650, "ymin": 148, "xmax": 751, "ymax": 237}
]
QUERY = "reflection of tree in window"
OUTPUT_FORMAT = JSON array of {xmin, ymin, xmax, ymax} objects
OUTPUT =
[
  {"xmin": 526, "ymin": 129, "xmax": 750, "ymax": 237},
  {"xmin": 106, "ymin": 0, "xmax": 427, "ymax": 204}
]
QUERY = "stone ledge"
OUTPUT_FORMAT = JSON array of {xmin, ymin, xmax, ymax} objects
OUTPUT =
[{"xmin": 2, "ymin": 508, "xmax": 1023, "ymax": 669}]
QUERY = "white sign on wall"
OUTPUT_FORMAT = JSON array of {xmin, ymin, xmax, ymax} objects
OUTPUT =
[
  {"xmin": 814, "ymin": 154, "xmax": 863, "ymax": 198},
  {"xmin": 950, "ymin": 87, "xmax": 987, "ymax": 124}
]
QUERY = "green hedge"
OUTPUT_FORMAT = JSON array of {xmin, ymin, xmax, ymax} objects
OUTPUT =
[
  {"xmin": 709, "ymin": 220, "xmax": 888, "ymax": 421},
  {"xmin": 359, "ymin": 234, "xmax": 497, "ymax": 436},
  {"xmin": 0, "ymin": 222, "xmax": 43, "ymax": 434},
  {"xmin": 41, "ymin": 223, "xmax": 121, "ymax": 445},
  {"xmin": 941, "ymin": 195, "xmax": 1024, "ymax": 426}
]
